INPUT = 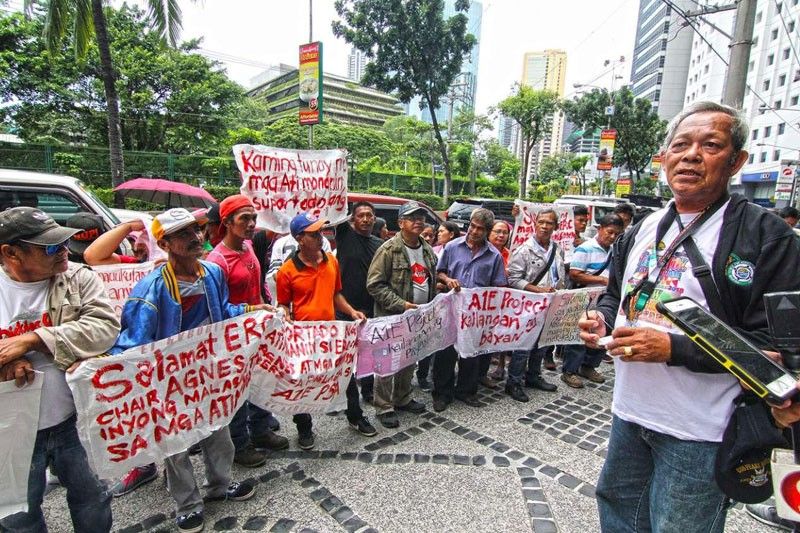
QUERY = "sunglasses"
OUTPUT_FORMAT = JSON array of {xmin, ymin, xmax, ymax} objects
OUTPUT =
[{"xmin": 19, "ymin": 239, "xmax": 69, "ymax": 256}]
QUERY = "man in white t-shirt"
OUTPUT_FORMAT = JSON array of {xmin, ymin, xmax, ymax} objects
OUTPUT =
[
  {"xmin": 366, "ymin": 202, "xmax": 437, "ymax": 428},
  {"xmin": 0, "ymin": 207, "xmax": 120, "ymax": 532},
  {"xmin": 578, "ymin": 101, "xmax": 800, "ymax": 531}
]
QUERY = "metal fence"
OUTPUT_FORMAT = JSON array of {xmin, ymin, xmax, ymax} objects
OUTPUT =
[{"xmin": 0, "ymin": 142, "xmax": 480, "ymax": 196}]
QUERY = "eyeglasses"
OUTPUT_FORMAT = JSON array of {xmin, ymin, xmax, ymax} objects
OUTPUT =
[
  {"xmin": 401, "ymin": 214, "xmax": 426, "ymax": 222},
  {"xmin": 19, "ymin": 239, "xmax": 69, "ymax": 256}
]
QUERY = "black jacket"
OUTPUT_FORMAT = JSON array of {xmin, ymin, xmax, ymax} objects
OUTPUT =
[{"xmin": 597, "ymin": 193, "xmax": 800, "ymax": 373}]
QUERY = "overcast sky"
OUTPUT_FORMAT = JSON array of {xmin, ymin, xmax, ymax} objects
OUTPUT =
[
  {"xmin": 176, "ymin": 0, "xmax": 641, "ymax": 115},
  {"xmin": 6, "ymin": 0, "xmax": 642, "ymax": 115}
]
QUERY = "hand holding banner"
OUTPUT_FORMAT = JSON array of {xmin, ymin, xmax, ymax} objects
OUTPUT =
[
  {"xmin": 537, "ymin": 287, "xmax": 606, "ymax": 346},
  {"xmin": 510, "ymin": 200, "xmax": 576, "ymax": 259},
  {"xmin": 234, "ymin": 145, "xmax": 349, "ymax": 233}
]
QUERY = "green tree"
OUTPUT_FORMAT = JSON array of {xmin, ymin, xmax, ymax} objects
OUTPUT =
[
  {"xmin": 495, "ymin": 86, "xmax": 561, "ymax": 198},
  {"xmin": 332, "ymin": 0, "xmax": 477, "ymax": 203},
  {"xmin": 26, "ymin": 0, "xmax": 188, "ymax": 204},
  {"xmin": 448, "ymin": 107, "xmax": 492, "ymax": 193},
  {"xmin": 563, "ymin": 86, "xmax": 666, "ymax": 183},
  {"xmin": 2, "ymin": 8, "xmax": 244, "ymax": 155}
]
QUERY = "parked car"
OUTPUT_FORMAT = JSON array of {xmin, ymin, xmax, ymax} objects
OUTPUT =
[
  {"xmin": 0, "ymin": 169, "xmax": 133, "ymax": 254},
  {"xmin": 445, "ymin": 198, "xmax": 515, "ymax": 231},
  {"xmin": 554, "ymin": 195, "xmax": 661, "ymax": 228},
  {"xmin": 346, "ymin": 192, "xmax": 443, "ymax": 235}
]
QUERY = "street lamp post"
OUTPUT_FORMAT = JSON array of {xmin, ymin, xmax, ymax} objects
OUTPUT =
[{"xmin": 573, "ymin": 57, "xmax": 625, "ymax": 197}]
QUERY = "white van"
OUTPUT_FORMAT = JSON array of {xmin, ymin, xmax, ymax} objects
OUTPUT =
[{"xmin": 0, "ymin": 169, "xmax": 134, "ymax": 254}]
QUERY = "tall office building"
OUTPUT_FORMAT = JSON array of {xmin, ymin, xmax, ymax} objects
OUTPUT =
[
  {"xmin": 517, "ymin": 49, "xmax": 568, "ymax": 180},
  {"xmin": 630, "ymin": 0, "xmax": 693, "ymax": 121},
  {"xmin": 347, "ymin": 46, "xmax": 369, "ymax": 82},
  {"xmin": 497, "ymin": 115, "xmax": 517, "ymax": 151},
  {"xmin": 732, "ymin": 0, "xmax": 800, "ymax": 207},
  {"xmin": 408, "ymin": 0, "xmax": 482, "ymax": 125}
]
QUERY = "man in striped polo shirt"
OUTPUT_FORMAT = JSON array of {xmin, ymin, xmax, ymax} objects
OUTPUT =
[{"xmin": 561, "ymin": 214, "xmax": 624, "ymax": 388}]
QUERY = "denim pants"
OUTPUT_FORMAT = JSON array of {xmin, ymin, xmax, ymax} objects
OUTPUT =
[
  {"xmin": 507, "ymin": 345, "xmax": 548, "ymax": 386},
  {"xmin": 229, "ymin": 401, "xmax": 272, "ymax": 451},
  {"xmin": 0, "ymin": 414, "xmax": 112, "ymax": 533},
  {"xmin": 165, "ymin": 426, "xmax": 234, "ymax": 515},
  {"xmin": 562, "ymin": 345, "xmax": 605, "ymax": 374},
  {"xmin": 596, "ymin": 416, "xmax": 728, "ymax": 533}
]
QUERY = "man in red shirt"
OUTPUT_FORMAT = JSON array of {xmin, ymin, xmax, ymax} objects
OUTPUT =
[
  {"xmin": 276, "ymin": 212, "xmax": 369, "ymax": 449},
  {"xmin": 208, "ymin": 195, "xmax": 289, "ymax": 465}
]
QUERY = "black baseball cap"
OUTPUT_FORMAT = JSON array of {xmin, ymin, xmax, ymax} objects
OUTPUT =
[
  {"xmin": 0, "ymin": 207, "xmax": 79, "ymax": 246},
  {"xmin": 206, "ymin": 203, "xmax": 221, "ymax": 225},
  {"xmin": 65, "ymin": 212, "xmax": 105, "ymax": 256},
  {"xmin": 714, "ymin": 396, "xmax": 789, "ymax": 503},
  {"xmin": 398, "ymin": 201, "xmax": 425, "ymax": 218}
]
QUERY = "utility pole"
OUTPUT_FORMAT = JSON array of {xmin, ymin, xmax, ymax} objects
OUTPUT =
[
  {"xmin": 684, "ymin": 1, "xmax": 752, "ymax": 109},
  {"xmin": 722, "ymin": 0, "xmax": 757, "ymax": 108},
  {"xmin": 308, "ymin": 0, "xmax": 314, "ymax": 150}
]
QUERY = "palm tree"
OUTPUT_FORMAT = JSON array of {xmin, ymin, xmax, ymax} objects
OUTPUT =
[{"xmin": 25, "ymin": 0, "xmax": 184, "ymax": 206}]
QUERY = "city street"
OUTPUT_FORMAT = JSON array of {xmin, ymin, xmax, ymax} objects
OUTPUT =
[{"xmin": 42, "ymin": 364, "xmax": 773, "ymax": 533}]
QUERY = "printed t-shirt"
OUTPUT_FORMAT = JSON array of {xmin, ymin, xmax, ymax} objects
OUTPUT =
[
  {"xmin": 0, "ymin": 268, "xmax": 75, "ymax": 430},
  {"xmin": 404, "ymin": 243, "xmax": 431, "ymax": 305},
  {"xmin": 207, "ymin": 241, "xmax": 262, "ymax": 305},
  {"xmin": 276, "ymin": 252, "xmax": 342, "ymax": 321},
  {"xmin": 612, "ymin": 202, "xmax": 738, "ymax": 442}
]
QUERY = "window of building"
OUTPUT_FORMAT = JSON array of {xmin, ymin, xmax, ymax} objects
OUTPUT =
[
  {"xmin": 779, "ymin": 122, "xmax": 786, "ymax": 134},
  {"xmin": 768, "ymin": 54, "xmax": 775, "ymax": 65},
  {"xmin": 765, "ymin": 125, "xmax": 773, "ymax": 137},
  {"xmin": 772, "ymin": 28, "xmax": 779, "ymax": 40},
  {"xmin": 780, "ymin": 74, "xmax": 787, "ymax": 86},
  {"xmin": 778, "ymin": 1, "xmax": 783, "ymax": 13},
  {"xmin": 756, "ymin": 11, "xmax": 763, "ymax": 23},
  {"xmin": 761, "ymin": 152, "xmax": 768, "ymax": 163},
  {"xmin": 776, "ymin": 99, "xmax": 783, "ymax": 109},
  {"xmin": 793, "ymin": 95, "xmax": 799, "ymax": 105},
  {"xmin": 749, "ymin": 60, "xmax": 755, "ymax": 73},
  {"xmin": 785, "ymin": 48, "xmax": 791, "ymax": 60},
  {"xmin": 764, "ymin": 79, "xmax": 771, "ymax": 91},
  {"xmin": 753, "ymin": 36, "xmax": 759, "ymax": 47},
  {"xmin": 704, "ymin": 64, "xmax": 709, "ymax": 74},
  {"xmin": 790, "ymin": 21, "xmax": 796, "ymax": 33},
  {"xmin": 701, "ymin": 84, "xmax": 707, "ymax": 93},
  {"xmin": 774, "ymin": 150, "xmax": 781, "ymax": 161},
  {"xmin": 752, "ymin": 129, "xmax": 759, "ymax": 140},
  {"xmin": 749, "ymin": 154, "xmax": 755, "ymax": 164}
]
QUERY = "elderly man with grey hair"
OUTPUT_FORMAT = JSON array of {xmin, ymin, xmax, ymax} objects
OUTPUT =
[
  {"xmin": 578, "ymin": 101, "xmax": 800, "ymax": 531},
  {"xmin": 432, "ymin": 207, "xmax": 507, "ymax": 412}
]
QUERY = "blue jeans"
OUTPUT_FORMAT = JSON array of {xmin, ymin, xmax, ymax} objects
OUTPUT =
[
  {"xmin": 562, "ymin": 344, "xmax": 605, "ymax": 374},
  {"xmin": 1, "ymin": 415, "xmax": 112, "ymax": 533},
  {"xmin": 596, "ymin": 416, "xmax": 728, "ymax": 533},
  {"xmin": 507, "ymin": 345, "xmax": 548, "ymax": 386},
  {"xmin": 229, "ymin": 401, "xmax": 273, "ymax": 451}
]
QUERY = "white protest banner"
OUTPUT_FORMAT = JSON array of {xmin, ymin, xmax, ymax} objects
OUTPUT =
[
  {"xmin": 537, "ymin": 288, "xmax": 606, "ymax": 346},
  {"xmin": 91, "ymin": 262, "xmax": 155, "ymax": 316},
  {"xmin": 0, "ymin": 375, "xmax": 43, "ymax": 519},
  {"xmin": 233, "ymin": 144, "xmax": 349, "ymax": 233},
  {"xmin": 510, "ymin": 200, "xmax": 576, "ymax": 259},
  {"xmin": 67, "ymin": 311, "xmax": 357, "ymax": 479},
  {"xmin": 455, "ymin": 287, "xmax": 551, "ymax": 357},
  {"xmin": 356, "ymin": 292, "xmax": 457, "ymax": 377},
  {"xmin": 247, "ymin": 320, "xmax": 358, "ymax": 415}
]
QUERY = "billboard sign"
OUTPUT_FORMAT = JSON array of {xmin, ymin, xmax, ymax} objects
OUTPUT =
[
  {"xmin": 299, "ymin": 42, "xmax": 323, "ymax": 125},
  {"xmin": 596, "ymin": 129, "xmax": 617, "ymax": 170}
]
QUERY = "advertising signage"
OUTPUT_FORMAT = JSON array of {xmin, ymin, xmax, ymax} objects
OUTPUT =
[{"xmin": 299, "ymin": 42, "xmax": 323, "ymax": 125}]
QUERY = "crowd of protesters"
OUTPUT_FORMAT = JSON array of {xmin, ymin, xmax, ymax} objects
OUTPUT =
[{"xmin": 4, "ymin": 100, "xmax": 800, "ymax": 532}]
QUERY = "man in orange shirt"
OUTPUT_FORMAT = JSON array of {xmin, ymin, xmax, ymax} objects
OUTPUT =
[{"xmin": 275, "ymin": 212, "xmax": 370, "ymax": 449}]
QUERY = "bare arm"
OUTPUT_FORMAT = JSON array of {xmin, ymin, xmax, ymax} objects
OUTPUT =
[
  {"xmin": 84, "ymin": 220, "xmax": 144, "ymax": 265},
  {"xmin": 334, "ymin": 293, "xmax": 366, "ymax": 321},
  {"xmin": 569, "ymin": 268, "xmax": 607, "ymax": 287}
]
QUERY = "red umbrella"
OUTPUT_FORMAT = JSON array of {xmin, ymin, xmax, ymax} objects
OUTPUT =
[{"xmin": 114, "ymin": 178, "xmax": 217, "ymax": 209}]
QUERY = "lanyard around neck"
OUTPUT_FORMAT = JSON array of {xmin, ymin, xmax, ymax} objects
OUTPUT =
[{"xmin": 624, "ymin": 193, "xmax": 729, "ymax": 320}]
